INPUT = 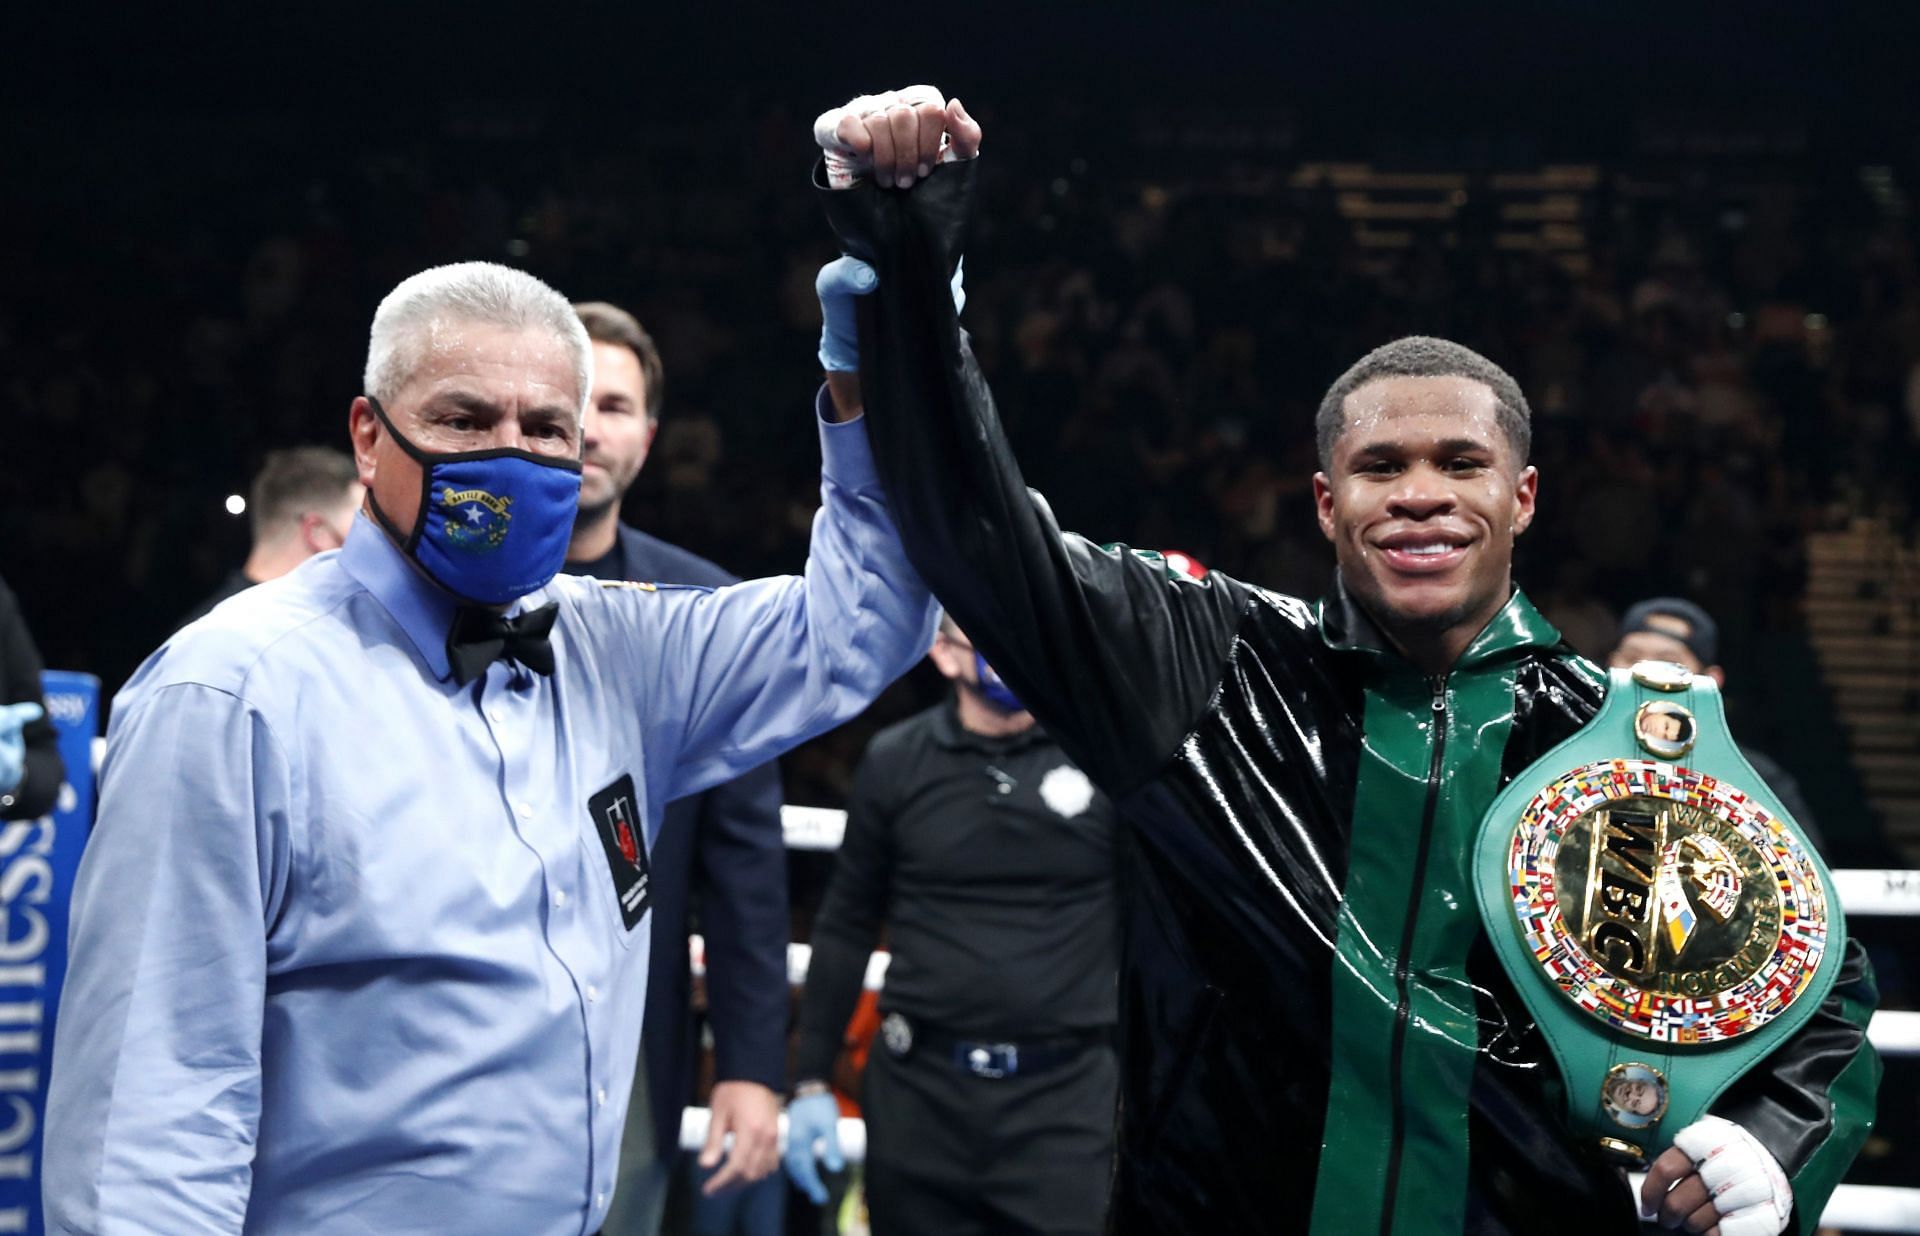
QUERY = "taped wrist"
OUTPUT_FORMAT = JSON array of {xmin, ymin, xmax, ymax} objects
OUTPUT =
[
  {"xmin": 1671, "ymin": 1116, "xmax": 1793, "ymax": 1236},
  {"xmin": 813, "ymin": 84, "xmax": 953, "ymax": 189}
]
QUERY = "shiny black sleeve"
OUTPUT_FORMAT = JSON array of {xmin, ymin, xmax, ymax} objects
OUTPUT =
[
  {"xmin": 1710, "ymin": 937, "xmax": 1880, "ymax": 1235},
  {"xmin": 820, "ymin": 161, "xmax": 1258, "ymax": 794},
  {"xmin": 791, "ymin": 744, "xmax": 896, "ymax": 1085},
  {"xmin": 0, "ymin": 575, "xmax": 61, "ymax": 820}
]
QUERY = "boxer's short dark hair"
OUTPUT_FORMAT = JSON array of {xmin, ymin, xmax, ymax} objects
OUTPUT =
[{"xmin": 1315, "ymin": 336, "xmax": 1531, "ymax": 471}]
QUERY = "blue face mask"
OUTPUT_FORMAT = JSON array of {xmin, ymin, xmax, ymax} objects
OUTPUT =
[
  {"xmin": 365, "ymin": 396, "xmax": 583, "ymax": 605},
  {"xmin": 972, "ymin": 651, "xmax": 1025, "ymax": 714}
]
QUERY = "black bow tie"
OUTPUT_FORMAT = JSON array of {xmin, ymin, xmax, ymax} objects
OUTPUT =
[{"xmin": 446, "ymin": 603, "xmax": 558, "ymax": 685}]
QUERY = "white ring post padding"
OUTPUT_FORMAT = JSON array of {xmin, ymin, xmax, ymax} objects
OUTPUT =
[
  {"xmin": 779, "ymin": 805, "xmax": 847, "ymax": 851},
  {"xmin": 757, "ymin": 934, "xmax": 1920, "ymax": 1056},
  {"xmin": 694, "ymin": 957, "xmax": 1916, "ymax": 1055},
  {"xmin": 690, "ymin": 936, "xmax": 890, "ymax": 992},
  {"xmin": 754, "ymin": 806, "xmax": 1919, "ymax": 1224},
  {"xmin": 1815, "ymin": 1184, "xmax": 1920, "ymax": 1233},
  {"xmin": 782, "ymin": 806, "xmax": 1920, "ymax": 920},
  {"xmin": 678, "ymin": 1106, "xmax": 868, "ymax": 1163},
  {"xmin": 669, "ymin": 1106, "xmax": 1917, "ymax": 1232},
  {"xmin": 699, "ymin": 942, "xmax": 1917, "ymax": 1058},
  {"xmin": 1869, "ymin": 1009, "xmax": 1920, "ymax": 1056},
  {"xmin": 1831, "ymin": 869, "xmax": 1920, "ymax": 916}
]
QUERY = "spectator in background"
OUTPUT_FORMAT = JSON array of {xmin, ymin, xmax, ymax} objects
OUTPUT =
[
  {"xmin": 176, "ymin": 446, "xmax": 363, "ymax": 628},
  {"xmin": 564, "ymin": 302, "xmax": 787, "ymax": 1235},
  {"xmin": 1607, "ymin": 596, "xmax": 1825, "ymax": 852},
  {"xmin": 785, "ymin": 615, "xmax": 1120, "ymax": 1236},
  {"xmin": 0, "ymin": 574, "xmax": 63, "ymax": 819}
]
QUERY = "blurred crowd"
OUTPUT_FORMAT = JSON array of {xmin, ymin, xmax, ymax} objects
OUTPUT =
[
  {"xmin": 7, "ymin": 92, "xmax": 1920, "ymax": 1231},
  {"xmin": 7, "ymin": 98, "xmax": 1920, "ymax": 804}
]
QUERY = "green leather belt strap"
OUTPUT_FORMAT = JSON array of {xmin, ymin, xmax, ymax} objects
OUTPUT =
[{"xmin": 1473, "ymin": 661, "xmax": 1846, "ymax": 1167}]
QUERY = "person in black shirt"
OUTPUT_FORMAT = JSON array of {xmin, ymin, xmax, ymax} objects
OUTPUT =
[
  {"xmin": 785, "ymin": 614, "xmax": 1119, "ymax": 1236},
  {"xmin": 0, "ymin": 574, "xmax": 62, "ymax": 819},
  {"xmin": 176, "ymin": 447, "xmax": 362, "ymax": 629},
  {"xmin": 1606, "ymin": 597, "xmax": 1827, "ymax": 853}
]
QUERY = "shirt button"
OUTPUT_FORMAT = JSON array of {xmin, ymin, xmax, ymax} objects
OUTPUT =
[
  {"xmin": 596, "ymin": 1191, "xmax": 607, "ymax": 1209},
  {"xmin": 515, "ymin": 801, "xmax": 533, "ymax": 819},
  {"xmin": 586, "ymin": 985, "xmax": 599, "ymax": 1003},
  {"xmin": 489, "ymin": 708, "xmax": 505, "ymax": 725},
  {"xmin": 553, "ymin": 889, "xmax": 568, "ymax": 909},
  {"xmin": 596, "ymin": 1086, "xmax": 608, "ymax": 1107}
]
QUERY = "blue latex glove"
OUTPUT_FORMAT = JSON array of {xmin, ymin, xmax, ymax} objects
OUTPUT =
[
  {"xmin": 815, "ymin": 256, "xmax": 967, "ymax": 373},
  {"xmin": 0, "ymin": 702, "xmax": 44, "ymax": 796},
  {"xmin": 781, "ymin": 1091, "xmax": 844, "ymax": 1206},
  {"xmin": 816, "ymin": 256, "xmax": 877, "ymax": 373}
]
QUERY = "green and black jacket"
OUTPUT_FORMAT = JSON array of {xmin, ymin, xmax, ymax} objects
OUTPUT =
[{"xmin": 821, "ymin": 160, "xmax": 1879, "ymax": 1236}]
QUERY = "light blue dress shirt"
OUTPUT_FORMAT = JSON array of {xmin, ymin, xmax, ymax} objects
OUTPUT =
[{"xmin": 45, "ymin": 410, "xmax": 936, "ymax": 1235}]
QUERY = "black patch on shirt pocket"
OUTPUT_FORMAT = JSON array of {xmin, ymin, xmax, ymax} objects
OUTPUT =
[{"xmin": 589, "ymin": 774, "xmax": 650, "ymax": 930}]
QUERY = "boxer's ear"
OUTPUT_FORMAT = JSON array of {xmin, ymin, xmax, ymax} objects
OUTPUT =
[{"xmin": 1313, "ymin": 473, "xmax": 1336, "ymax": 543}]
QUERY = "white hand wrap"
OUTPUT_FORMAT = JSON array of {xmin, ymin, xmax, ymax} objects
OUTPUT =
[
  {"xmin": 1671, "ymin": 1116, "xmax": 1794, "ymax": 1236},
  {"xmin": 813, "ymin": 84, "xmax": 956, "ymax": 188}
]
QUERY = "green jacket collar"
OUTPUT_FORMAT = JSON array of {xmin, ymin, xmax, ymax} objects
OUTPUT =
[{"xmin": 1317, "ymin": 573, "xmax": 1563, "ymax": 672}]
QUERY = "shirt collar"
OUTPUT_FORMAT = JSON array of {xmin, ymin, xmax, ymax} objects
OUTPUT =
[
  {"xmin": 1455, "ymin": 586, "xmax": 1563, "ymax": 669},
  {"xmin": 929, "ymin": 695, "xmax": 1048, "ymax": 754},
  {"xmin": 338, "ymin": 513, "xmax": 463, "ymax": 681},
  {"xmin": 1316, "ymin": 571, "xmax": 1562, "ymax": 670}
]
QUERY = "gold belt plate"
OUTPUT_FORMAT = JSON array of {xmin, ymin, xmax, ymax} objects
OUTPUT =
[{"xmin": 1506, "ymin": 759, "xmax": 1828, "ymax": 1043}]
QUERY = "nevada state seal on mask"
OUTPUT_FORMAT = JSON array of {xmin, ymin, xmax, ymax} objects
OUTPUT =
[
  {"xmin": 440, "ymin": 487, "xmax": 515, "ymax": 552},
  {"xmin": 1472, "ymin": 661, "xmax": 1844, "ymax": 1168}
]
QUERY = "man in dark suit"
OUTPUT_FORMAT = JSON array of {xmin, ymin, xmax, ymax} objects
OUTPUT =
[{"xmin": 566, "ymin": 302, "xmax": 788, "ymax": 1236}]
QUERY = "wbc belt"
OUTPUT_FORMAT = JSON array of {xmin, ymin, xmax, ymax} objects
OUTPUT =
[{"xmin": 1472, "ymin": 660, "xmax": 1844, "ymax": 1168}]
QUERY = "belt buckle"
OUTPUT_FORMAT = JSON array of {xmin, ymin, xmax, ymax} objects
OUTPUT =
[
  {"xmin": 881, "ymin": 1012, "xmax": 914, "ymax": 1057},
  {"xmin": 963, "ymin": 1042, "xmax": 1017, "ymax": 1078}
]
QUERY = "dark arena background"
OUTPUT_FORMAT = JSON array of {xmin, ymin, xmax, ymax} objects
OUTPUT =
[{"xmin": 4, "ymin": 5, "xmax": 1918, "ymax": 1233}]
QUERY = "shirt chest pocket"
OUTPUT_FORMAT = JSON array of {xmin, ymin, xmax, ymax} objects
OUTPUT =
[
  {"xmin": 581, "ymin": 770, "xmax": 652, "ymax": 949},
  {"xmin": 577, "ymin": 838, "xmax": 645, "ymax": 949}
]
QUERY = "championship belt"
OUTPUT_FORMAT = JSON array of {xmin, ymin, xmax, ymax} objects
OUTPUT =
[{"xmin": 1472, "ymin": 660, "xmax": 1844, "ymax": 1168}]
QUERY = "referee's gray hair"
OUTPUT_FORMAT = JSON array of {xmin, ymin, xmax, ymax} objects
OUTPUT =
[{"xmin": 363, "ymin": 262, "xmax": 593, "ymax": 414}]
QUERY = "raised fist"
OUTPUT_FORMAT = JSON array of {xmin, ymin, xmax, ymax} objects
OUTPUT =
[{"xmin": 814, "ymin": 85, "xmax": 983, "ymax": 190}]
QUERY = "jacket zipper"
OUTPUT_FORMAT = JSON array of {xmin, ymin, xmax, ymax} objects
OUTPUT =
[{"xmin": 1377, "ymin": 675, "xmax": 1448, "ymax": 1236}]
